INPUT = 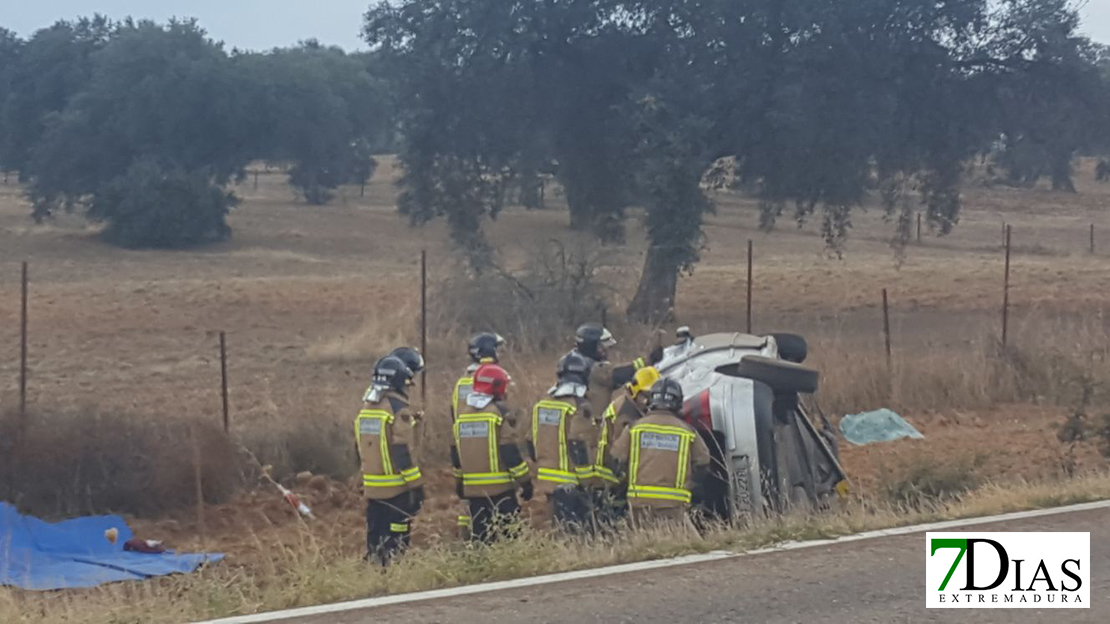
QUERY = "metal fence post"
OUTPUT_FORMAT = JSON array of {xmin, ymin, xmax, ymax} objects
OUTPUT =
[
  {"xmin": 746, "ymin": 240, "xmax": 753, "ymax": 334},
  {"xmin": 1002, "ymin": 226, "xmax": 1012, "ymax": 349},
  {"xmin": 219, "ymin": 332, "xmax": 229, "ymax": 433},
  {"xmin": 20, "ymin": 261, "xmax": 28, "ymax": 426},
  {"xmin": 420, "ymin": 250, "xmax": 428, "ymax": 404}
]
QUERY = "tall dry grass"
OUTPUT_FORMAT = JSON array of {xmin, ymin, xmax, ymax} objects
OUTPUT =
[
  {"xmin": 810, "ymin": 311, "xmax": 1110, "ymax": 416},
  {"xmin": 2, "ymin": 472, "xmax": 1108, "ymax": 624},
  {"xmin": 0, "ymin": 409, "xmax": 242, "ymax": 518}
]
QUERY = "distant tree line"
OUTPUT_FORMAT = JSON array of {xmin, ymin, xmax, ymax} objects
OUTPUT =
[
  {"xmin": 364, "ymin": 0, "xmax": 1110, "ymax": 320},
  {"xmin": 1, "ymin": 5, "xmax": 1109, "ymax": 321},
  {"xmin": 0, "ymin": 17, "xmax": 392, "ymax": 247}
]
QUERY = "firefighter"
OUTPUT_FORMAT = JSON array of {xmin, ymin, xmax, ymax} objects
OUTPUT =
[
  {"xmin": 568, "ymin": 323, "xmax": 665, "ymax": 422},
  {"xmin": 453, "ymin": 363, "xmax": 533, "ymax": 543},
  {"xmin": 611, "ymin": 378, "xmax": 711, "ymax": 529},
  {"xmin": 388, "ymin": 345, "xmax": 428, "ymax": 465},
  {"xmin": 584, "ymin": 366, "xmax": 660, "ymax": 527},
  {"xmin": 527, "ymin": 351, "xmax": 593, "ymax": 531},
  {"xmin": 451, "ymin": 333, "xmax": 506, "ymax": 422},
  {"xmin": 449, "ymin": 333, "xmax": 505, "ymax": 535},
  {"xmin": 388, "ymin": 346, "xmax": 426, "ymax": 381},
  {"xmin": 355, "ymin": 355, "xmax": 425, "ymax": 565}
]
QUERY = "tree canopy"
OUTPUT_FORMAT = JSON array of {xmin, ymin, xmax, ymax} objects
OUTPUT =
[
  {"xmin": 0, "ymin": 5, "xmax": 1106, "ymax": 301},
  {"xmin": 1, "ymin": 17, "xmax": 392, "ymax": 246},
  {"xmin": 0, "ymin": 27, "xmax": 24, "ymax": 177},
  {"xmin": 1, "ymin": 17, "xmax": 111, "ymax": 182},
  {"xmin": 236, "ymin": 43, "xmax": 391, "ymax": 205},
  {"xmin": 364, "ymin": 0, "xmax": 1110, "ymax": 321},
  {"xmin": 24, "ymin": 19, "xmax": 251, "ymax": 247}
]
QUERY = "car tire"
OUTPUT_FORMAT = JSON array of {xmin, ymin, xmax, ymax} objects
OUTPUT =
[
  {"xmin": 770, "ymin": 333, "xmax": 807, "ymax": 364},
  {"xmin": 727, "ymin": 355, "xmax": 819, "ymax": 394}
]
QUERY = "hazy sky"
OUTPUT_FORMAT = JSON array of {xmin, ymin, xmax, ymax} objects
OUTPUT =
[
  {"xmin": 4, "ymin": 1, "xmax": 1110, "ymax": 51},
  {"xmin": 3, "ymin": 1, "xmax": 374, "ymax": 51}
]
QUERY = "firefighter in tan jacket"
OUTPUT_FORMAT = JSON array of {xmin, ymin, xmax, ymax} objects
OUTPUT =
[
  {"xmin": 450, "ymin": 333, "xmax": 506, "ymax": 534},
  {"xmin": 453, "ymin": 363, "xmax": 533, "ymax": 543},
  {"xmin": 567, "ymin": 324, "xmax": 665, "ymax": 424},
  {"xmin": 356, "ymin": 355, "xmax": 425, "ymax": 564},
  {"xmin": 527, "ymin": 352, "xmax": 593, "ymax": 531},
  {"xmin": 584, "ymin": 366, "xmax": 659, "ymax": 525},
  {"xmin": 612, "ymin": 378, "xmax": 710, "ymax": 527}
]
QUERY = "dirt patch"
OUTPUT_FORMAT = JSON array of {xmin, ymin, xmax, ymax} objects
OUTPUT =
[{"xmin": 840, "ymin": 404, "xmax": 1105, "ymax": 495}]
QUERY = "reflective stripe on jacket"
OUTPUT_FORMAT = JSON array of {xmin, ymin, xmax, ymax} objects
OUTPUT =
[
  {"xmin": 454, "ymin": 402, "xmax": 529, "ymax": 498},
  {"xmin": 629, "ymin": 423, "xmax": 694, "ymax": 504},
  {"xmin": 612, "ymin": 410, "xmax": 711, "ymax": 509},
  {"xmin": 581, "ymin": 390, "xmax": 643, "ymax": 488},
  {"xmin": 356, "ymin": 393, "xmax": 422, "ymax": 500},
  {"xmin": 451, "ymin": 375, "xmax": 474, "ymax": 423},
  {"xmin": 530, "ymin": 399, "xmax": 579, "ymax": 492},
  {"xmin": 583, "ymin": 355, "xmax": 646, "ymax": 428}
]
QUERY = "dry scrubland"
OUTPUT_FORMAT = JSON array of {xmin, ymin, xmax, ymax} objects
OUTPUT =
[{"xmin": 1, "ymin": 159, "xmax": 1110, "ymax": 622}]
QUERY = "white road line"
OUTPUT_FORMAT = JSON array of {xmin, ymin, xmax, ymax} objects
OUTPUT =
[{"xmin": 194, "ymin": 499, "xmax": 1110, "ymax": 624}]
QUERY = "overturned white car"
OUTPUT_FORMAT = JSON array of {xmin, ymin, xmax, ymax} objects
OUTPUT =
[{"xmin": 657, "ymin": 331, "xmax": 847, "ymax": 519}]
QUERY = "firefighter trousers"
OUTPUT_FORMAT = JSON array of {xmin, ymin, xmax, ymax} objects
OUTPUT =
[
  {"xmin": 549, "ymin": 486, "xmax": 592, "ymax": 533},
  {"xmin": 366, "ymin": 493, "xmax": 415, "ymax": 565},
  {"xmin": 467, "ymin": 491, "xmax": 521, "ymax": 544},
  {"xmin": 588, "ymin": 487, "xmax": 627, "ymax": 531}
]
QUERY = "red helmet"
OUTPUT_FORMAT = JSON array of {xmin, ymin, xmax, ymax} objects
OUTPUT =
[{"xmin": 472, "ymin": 363, "xmax": 511, "ymax": 399}]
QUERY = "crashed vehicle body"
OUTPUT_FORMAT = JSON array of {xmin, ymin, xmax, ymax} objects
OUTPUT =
[{"xmin": 656, "ymin": 332, "xmax": 847, "ymax": 519}]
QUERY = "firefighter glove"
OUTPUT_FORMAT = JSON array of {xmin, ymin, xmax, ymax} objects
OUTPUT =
[{"xmin": 520, "ymin": 480, "xmax": 534, "ymax": 502}]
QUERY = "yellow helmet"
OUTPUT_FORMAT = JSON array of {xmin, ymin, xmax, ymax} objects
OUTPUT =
[{"xmin": 629, "ymin": 366, "xmax": 661, "ymax": 397}]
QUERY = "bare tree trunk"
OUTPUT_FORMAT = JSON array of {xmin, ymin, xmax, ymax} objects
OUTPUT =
[
  {"xmin": 1050, "ymin": 152, "xmax": 1077, "ymax": 192},
  {"xmin": 626, "ymin": 244, "xmax": 679, "ymax": 323},
  {"xmin": 1051, "ymin": 169, "xmax": 1077, "ymax": 192},
  {"xmin": 565, "ymin": 186, "xmax": 594, "ymax": 231}
]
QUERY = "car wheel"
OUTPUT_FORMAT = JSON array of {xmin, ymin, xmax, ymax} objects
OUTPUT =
[
  {"xmin": 769, "ymin": 333, "xmax": 807, "ymax": 363},
  {"xmin": 724, "ymin": 355, "xmax": 819, "ymax": 394}
]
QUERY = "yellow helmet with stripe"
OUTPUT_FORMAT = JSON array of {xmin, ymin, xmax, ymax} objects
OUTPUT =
[{"xmin": 629, "ymin": 366, "xmax": 661, "ymax": 397}]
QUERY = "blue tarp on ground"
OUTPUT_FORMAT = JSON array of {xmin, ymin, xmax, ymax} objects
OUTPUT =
[
  {"xmin": 0, "ymin": 502, "xmax": 222, "ymax": 590},
  {"xmin": 839, "ymin": 408, "xmax": 925, "ymax": 446}
]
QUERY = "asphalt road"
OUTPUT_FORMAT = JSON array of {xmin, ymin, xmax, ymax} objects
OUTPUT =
[{"xmin": 282, "ymin": 507, "xmax": 1108, "ymax": 624}]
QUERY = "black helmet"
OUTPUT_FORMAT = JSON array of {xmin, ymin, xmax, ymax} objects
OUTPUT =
[
  {"xmin": 374, "ymin": 356, "xmax": 415, "ymax": 392},
  {"xmin": 648, "ymin": 378, "xmax": 684, "ymax": 413},
  {"xmin": 575, "ymin": 323, "xmax": 616, "ymax": 360},
  {"xmin": 556, "ymin": 351, "xmax": 592, "ymax": 386},
  {"xmin": 388, "ymin": 347, "xmax": 425, "ymax": 375},
  {"xmin": 467, "ymin": 332, "xmax": 505, "ymax": 363}
]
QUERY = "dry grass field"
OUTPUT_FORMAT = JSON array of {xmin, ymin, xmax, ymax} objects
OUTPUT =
[{"xmin": 1, "ymin": 158, "xmax": 1109, "ymax": 621}]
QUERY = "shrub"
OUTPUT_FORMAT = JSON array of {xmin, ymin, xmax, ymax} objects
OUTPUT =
[
  {"xmin": 1097, "ymin": 414, "xmax": 1110, "ymax": 460},
  {"xmin": 880, "ymin": 455, "xmax": 983, "ymax": 509},
  {"xmin": 89, "ymin": 162, "xmax": 236, "ymax": 248},
  {"xmin": 240, "ymin": 417, "xmax": 357, "ymax": 483}
]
